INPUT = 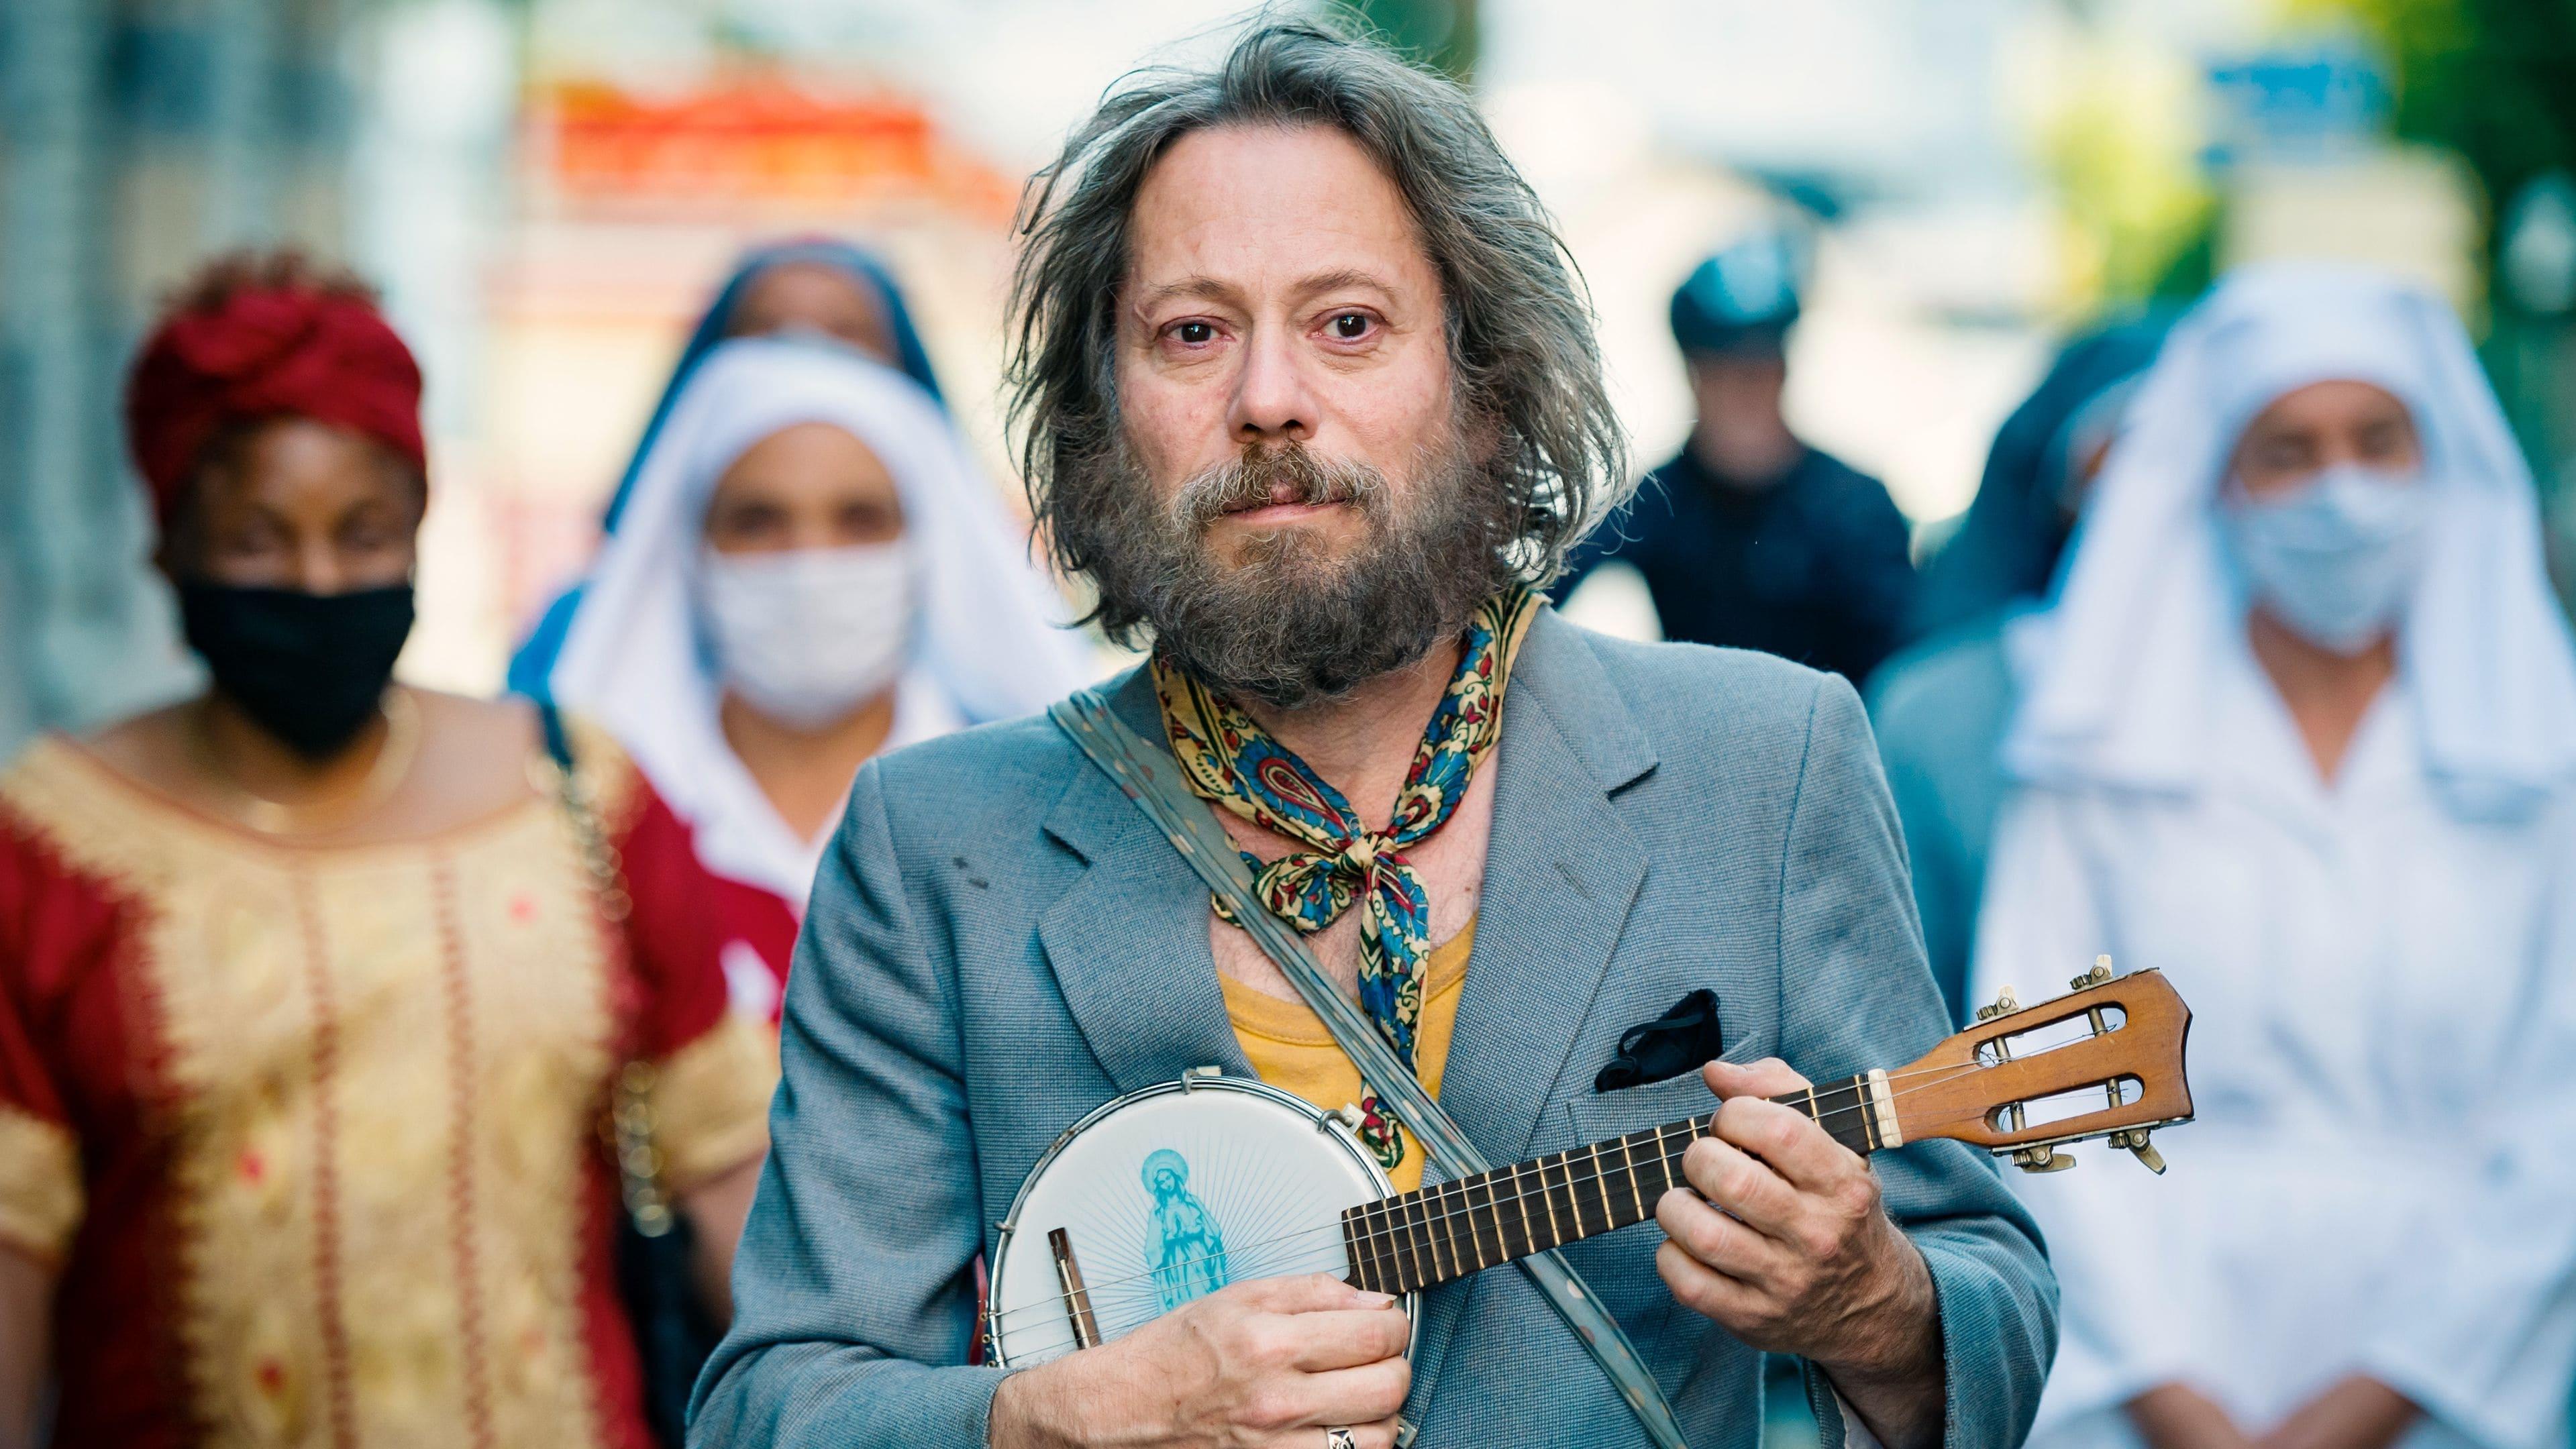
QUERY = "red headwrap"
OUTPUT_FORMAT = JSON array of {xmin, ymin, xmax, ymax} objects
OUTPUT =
[{"xmin": 125, "ymin": 282, "xmax": 427, "ymax": 528}]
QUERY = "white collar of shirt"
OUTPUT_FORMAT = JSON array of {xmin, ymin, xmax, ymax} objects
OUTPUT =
[
  {"xmin": 2206, "ymin": 633, "xmax": 2416, "ymax": 833},
  {"xmin": 682, "ymin": 666, "xmax": 963, "ymax": 912}
]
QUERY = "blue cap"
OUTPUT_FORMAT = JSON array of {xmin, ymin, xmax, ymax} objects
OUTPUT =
[{"xmin": 1671, "ymin": 231, "xmax": 1804, "ymax": 356}]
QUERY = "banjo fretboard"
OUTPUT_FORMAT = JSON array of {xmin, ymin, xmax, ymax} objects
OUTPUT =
[{"xmin": 1338, "ymin": 1071, "xmax": 1899, "ymax": 1297}]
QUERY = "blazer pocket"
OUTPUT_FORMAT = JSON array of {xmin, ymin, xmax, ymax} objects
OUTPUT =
[{"xmin": 1563, "ymin": 1067, "xmax": 1721, "ymax": 1145}]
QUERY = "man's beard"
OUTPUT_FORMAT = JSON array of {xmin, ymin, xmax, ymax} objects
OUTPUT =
[{"xmin": 1065, "ymin": 421, "xmax": 1525, "ymax": 709}]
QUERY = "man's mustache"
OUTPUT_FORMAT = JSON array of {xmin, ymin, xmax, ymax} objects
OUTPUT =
[{"xmin": 1172, "ymin": 442, "xmax": 1389, "ymax": 530}]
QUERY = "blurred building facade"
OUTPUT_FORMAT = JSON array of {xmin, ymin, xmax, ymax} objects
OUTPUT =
[
  {"xmin": 1, "ymin": 0, "xmax": 362, "ymax": 754},
  {"xmin": 5, "ymin": 0, "xmax": 2571, "ymax": 761}
]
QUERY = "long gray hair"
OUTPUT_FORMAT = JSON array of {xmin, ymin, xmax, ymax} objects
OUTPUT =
[{"xmin": 1005, "ymin": 17, "xmax": 1629, "ymax": 643}]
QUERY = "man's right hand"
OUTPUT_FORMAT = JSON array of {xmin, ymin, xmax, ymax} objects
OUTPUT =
[{"xmin": 987, "ymin": 1273, "xmax": 1412, "ymax": 1448}]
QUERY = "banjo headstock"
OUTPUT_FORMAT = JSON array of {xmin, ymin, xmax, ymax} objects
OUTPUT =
[{"xmin": 1892, "ymin": 959, "xmax": 2194, "ymax": 1173}]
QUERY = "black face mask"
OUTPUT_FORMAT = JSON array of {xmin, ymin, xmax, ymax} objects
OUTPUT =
[{"xmin": 177, "ymin": 582, "xmax": 417, "ymax": 759}]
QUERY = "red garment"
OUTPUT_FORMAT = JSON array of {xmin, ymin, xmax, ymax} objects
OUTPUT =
[
  {"xmin": 698, "ymin": 868, "xmax": 801, "ymax": 1022},
  {"xmin": 676, "ymin": 818, "xmax": 998, "ymax": 1365},
  {"xmin": 0, "ymin": 722, "xmax": 775, "ymax": 1449},
  {"xmin": 125, "ymin": 284, "xmax": 427, "ymax": 527}
]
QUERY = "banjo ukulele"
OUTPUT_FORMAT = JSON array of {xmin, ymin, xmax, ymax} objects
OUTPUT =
[{"xmin": 984, "ymin": 959, "xmax": 2193, "ymax": 1367}]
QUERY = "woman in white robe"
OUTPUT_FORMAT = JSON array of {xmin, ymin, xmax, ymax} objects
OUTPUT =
[
  {"xmin": 541, "ymin": 336, "xmax": 1095, "ymax": 1018},
  {"xmin": 1972, "ymin": 263, "xmax": 2576, "ymax": 1449}
]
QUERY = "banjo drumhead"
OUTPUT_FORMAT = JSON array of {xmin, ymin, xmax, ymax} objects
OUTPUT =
[{"xmin": 988, "ymin": 1077, "xmax": 1395, "ymax": 1368}]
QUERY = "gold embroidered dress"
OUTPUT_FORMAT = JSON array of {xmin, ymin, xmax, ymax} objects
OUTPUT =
[{"xmin": 0, "ymin": 722, "xmax": 776, "ymax": 1449}]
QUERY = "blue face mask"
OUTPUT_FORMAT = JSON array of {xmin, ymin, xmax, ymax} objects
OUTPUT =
[{"xmin": 2219, "ymin": 463, "xmax": 2431, "ymax": 655}]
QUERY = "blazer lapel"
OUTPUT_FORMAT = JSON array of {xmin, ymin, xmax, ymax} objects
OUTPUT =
[
  {"xmin": 1037, "ymin": 669, "xmax": 1253, "ymax": 1095},
  {"xmin": 1443, "ymin": 611, "xmax": 1656, "ymax": 1159},
  {"xmin": 1406, "ymin": 610, "xmax": 1658, "ymax": 1415}
]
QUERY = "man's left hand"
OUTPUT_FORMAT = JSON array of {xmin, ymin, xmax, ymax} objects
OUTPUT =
[{"xmin": 1656, "ymin": 1057, "xmax": 1945, "ymax": 1449}]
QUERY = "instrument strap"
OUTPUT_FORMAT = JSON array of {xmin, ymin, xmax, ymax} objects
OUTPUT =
[{"xmin": 1052, "ymin": 688, "xmax": 1694, "ymax": 1449}]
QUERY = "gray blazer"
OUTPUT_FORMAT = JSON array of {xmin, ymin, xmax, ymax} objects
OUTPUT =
[{"xmin": 690, "ymin": 610, "xmax": 2056, "ymax": 1449}]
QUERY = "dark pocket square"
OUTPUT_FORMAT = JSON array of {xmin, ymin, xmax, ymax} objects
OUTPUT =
[{"xmin": 1593, "ymin": 989, "xmax": 1724, "ymax": 1093}]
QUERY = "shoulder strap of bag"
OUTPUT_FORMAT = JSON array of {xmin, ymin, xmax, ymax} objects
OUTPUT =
[
  {"xmin": 1051, "ymin": 688, "xmax": 1693, "ymax": 1449},
  {"xmin": 535, "ymin": 704, "xmax": 680, "ymax": 1240}
]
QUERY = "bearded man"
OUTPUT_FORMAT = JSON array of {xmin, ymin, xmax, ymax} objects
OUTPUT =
[{"xmin": 691, "ymin": 22, "xmax": 2053, "ymax": 1449}]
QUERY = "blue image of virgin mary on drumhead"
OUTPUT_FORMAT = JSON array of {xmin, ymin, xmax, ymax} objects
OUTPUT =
[{"xmin": 1141, "ymin": 1149, "xmax": 1230, "ymax": 1310}]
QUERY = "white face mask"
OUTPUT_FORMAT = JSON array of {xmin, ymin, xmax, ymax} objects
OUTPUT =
[
  {"xmin": 698, "ymin": 541, "xmax": 915, "ymax": 729},
  {"xmin": 2219, "ymin": 462, "xmax": 2432, "ymax": 655}
]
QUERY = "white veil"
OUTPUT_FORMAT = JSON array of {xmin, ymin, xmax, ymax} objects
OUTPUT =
[
  {"xmin": 2004, "ymin": 262, "xmax": 2576, "ymax": 815},
  {"xmin": 546, "ymin": 335, "xmax": 1094, "ymax": 897}
]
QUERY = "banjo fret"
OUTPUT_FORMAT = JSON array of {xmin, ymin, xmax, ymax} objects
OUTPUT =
[
  {"xmin": 1351, "ymin": 1201, "xmax": 1376, "ymax": 1294},
  {"xmin": 1447, "ymin": 1179, "xmax": 1475, "ymax": 1275},
  {"xmin": 1377, "ymin": 1198, "xmax": 1404, "ymax": 1293},
  {"xmin": 1535, "ymin": 1152, "xmax": 1565, "ymax": 1250},
  {"xmin": 1437, "ymin": 1181, "xmax": 1463, "ymax": 1277},
  {"xmin": 1536, "ymin": 1150, "xmax": 1566, "ymax": 1249},
  {"xmin": 1620, "ymin": 1133, "xmax": 1645, "ymax": 1224},
  {"xmin": 1384, "ymin": 1196, "xmax": 1416, "ymax": 1291},
  {"xmin": 1381, "ymin": 1197, "xmax": 1408, "ymax": 1293},
  {"xmin": 1406, "ymin": 1187, "xmax": 1439, "ymax": 1289},
  {"xmin": 1459, "ymin": 1175, "xmax": 1482, "ymax": 1271},
  {"xmin": 1473, "ymin": 1183, "xmax": 1494, "ymax": 1276},
  {"xmin": 1471, "ymin": 1176, "xmax": 1496, "ymax": 1271},
  {"xmin": 1448, "ymin": 1179, "xmax": 1474, "ymax": 1273},
  {"xmin": 1418, "ymin": 1183, "xmax": 1448, "ymax": 1284}
]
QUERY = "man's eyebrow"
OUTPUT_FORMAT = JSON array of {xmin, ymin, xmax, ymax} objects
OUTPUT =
[
  {"xmin": 1137, "ymin": 276, "xmax": 1242, "ymax": 307},
  {"xmin": 1133, "ymin": 269, "xmax": 1397, "ymax": 308},
  {"xmin": 1292, "ymin": 268, "xmax": 1392, "ymax": 299}
]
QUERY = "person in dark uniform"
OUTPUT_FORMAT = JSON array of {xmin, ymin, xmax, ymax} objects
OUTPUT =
[{"xmin": 1557, "ymin": 233, "xmax": 1916, "ymax": 684}]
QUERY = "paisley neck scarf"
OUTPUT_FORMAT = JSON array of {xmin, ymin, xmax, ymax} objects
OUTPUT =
[{"xmin": 1154, "ymin": 589, "xmax": 1540, "ymax": 1169}]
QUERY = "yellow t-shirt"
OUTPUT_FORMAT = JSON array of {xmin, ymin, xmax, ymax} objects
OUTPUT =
[{"xmin": 1219, "ymin": 917, "xmax": 1474, "ymax": 1193}]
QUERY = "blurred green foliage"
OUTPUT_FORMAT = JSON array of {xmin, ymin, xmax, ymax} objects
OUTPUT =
[
  {"xmin": 2310, "ymin": 0, "xmax": 2576, "ymax": 225},
  {"xmin": 2030, "ymin": 28, "xmax": 2220, "ymax": 314},
  {"xmin": 1332, "ymin": 0, "xmax": 1478, "ymax": 83},
  {"xmin": 2299, "ymin": 0, "xmax": 2576, "ymax": 587}
]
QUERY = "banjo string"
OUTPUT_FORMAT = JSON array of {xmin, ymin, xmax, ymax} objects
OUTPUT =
[{"xmin": 989, "ymin": 1057, "xmax": 2013, "ymax": 1336}]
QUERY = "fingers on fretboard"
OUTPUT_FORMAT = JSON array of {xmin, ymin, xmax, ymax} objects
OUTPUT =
[
  {"xmin": 1339, "ymin": 1071, "xmax": 1897, "ymax": 1297},
  {"xmin": 1771, "ymin": 1073, "xmax": 1892, "ymax": 1157},
  {"xmin": 1341, "ymin": 1118, "xmax": 1698, "ymax": 1296}
]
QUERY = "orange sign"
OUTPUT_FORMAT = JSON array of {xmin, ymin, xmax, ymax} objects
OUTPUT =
[{"xmin": 534, "ymin": 76, "xmax": 1013, "ymax": 219}]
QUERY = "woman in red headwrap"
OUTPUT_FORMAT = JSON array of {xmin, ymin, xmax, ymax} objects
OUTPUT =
[{"xmin": 0, "ymin": 254, "xmax": 776, "ymax": 1449}]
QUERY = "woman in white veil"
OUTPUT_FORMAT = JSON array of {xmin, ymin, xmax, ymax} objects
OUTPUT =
[
  {"xmin": 1973, "ymin": 262, "xmax": 2576, "ymax": 1449},
  {"xmin": 543, "ymin": 335, "xmax": 1094, "ymax": 1016}
]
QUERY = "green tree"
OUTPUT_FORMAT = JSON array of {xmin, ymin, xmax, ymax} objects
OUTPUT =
[
  {"xmin": 1332, "ymin": 0, "xmax": 1478, "ymax": 83},
  {"xmin": 2313, "ymin": 0, "xmax": 2576, "ymax": 216},
  {"xmin": 2300, "ymin": 0, "xmax": 2576, "ymax": 588}
]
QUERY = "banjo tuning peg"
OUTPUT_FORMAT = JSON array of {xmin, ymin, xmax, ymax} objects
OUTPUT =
[
  {"xmin": 2110, "ymin": 1128, "xmax": 2167, "ymax": 1175},
  {"xmin": 2069, "ymin": 955, "xmax": 2114, "ymax": 991},
  {"xmin": 2010, "ymin": 1144, "xmax": 2075, "ymax": 1173},
  {"xmin": 1974, "ymin": 985, "xmax": 2021, "ymax": 1023}
]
